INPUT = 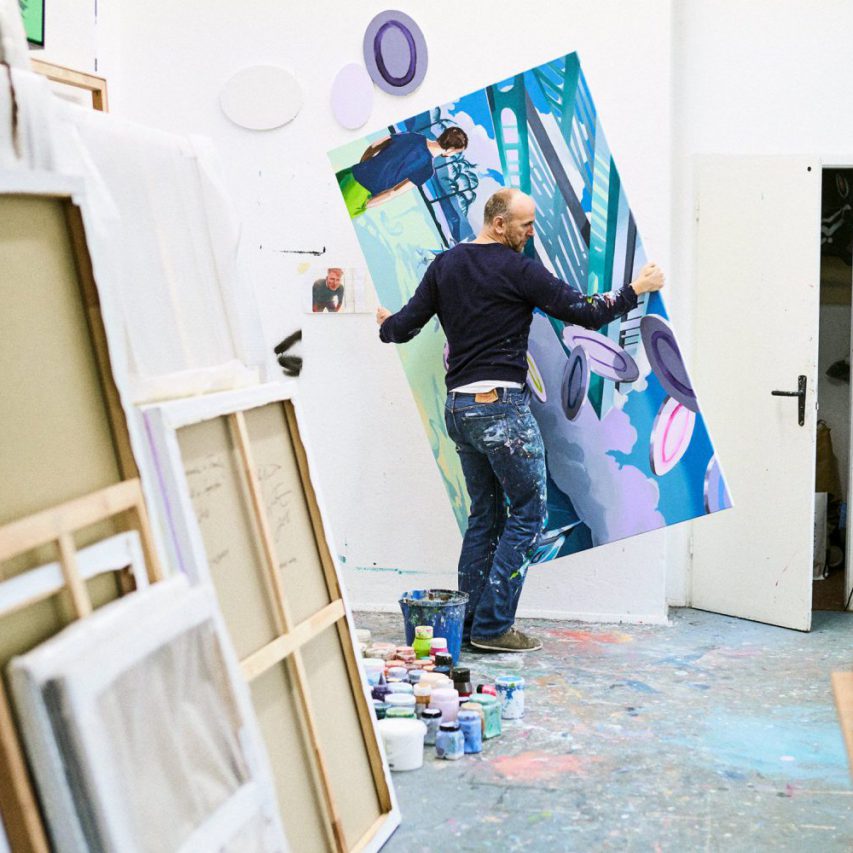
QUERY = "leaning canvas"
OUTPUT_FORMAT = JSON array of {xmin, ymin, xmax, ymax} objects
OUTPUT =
[{"xmin": 329, "ymin": 51, "xmax": 732, "ymax": 563}]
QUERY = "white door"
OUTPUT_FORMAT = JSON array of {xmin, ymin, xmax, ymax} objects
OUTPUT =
[{"xmin": 691, "ymin": 155, "xmax": 821, "ymax": 631}]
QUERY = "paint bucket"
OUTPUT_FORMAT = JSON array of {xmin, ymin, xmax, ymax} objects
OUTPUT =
[
  {"xmin": 377, "ymin": 718, "xmax": 427, "ymax": 771},
  {"xmin": 495, "ymin": 674, "xmax": 525, "ymax": 719},
  {"xmin": 398, "ymin": 589, "xmax": 469, "ymax": 664}
]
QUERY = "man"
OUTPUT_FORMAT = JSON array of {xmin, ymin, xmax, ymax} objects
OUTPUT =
[
  {"xmin": 312, "ymin": 268, "xmax": 345, "ymax": 313},
  {"xmin": 337, "ymin": 126, "xmax": 468, "ymax": 218},
  {"xmin": 376, "ymin": 188, "xmax": 665, "ymax": 652}
]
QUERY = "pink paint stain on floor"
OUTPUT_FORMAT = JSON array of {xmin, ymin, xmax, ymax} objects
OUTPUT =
[
  {"xmin": 490, "ymin": 750, "xmax": 595, "ymax": 782},
  {"xmin": 545, "ymin": 628, "xmax": 634, "ymax": 647}
]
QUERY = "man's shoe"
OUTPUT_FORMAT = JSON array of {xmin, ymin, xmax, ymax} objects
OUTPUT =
[{"xmin": 470, "ymin": 627, "xmax": 542, "ymax": 652}]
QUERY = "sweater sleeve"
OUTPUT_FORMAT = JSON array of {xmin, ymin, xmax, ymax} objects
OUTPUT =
[
  {"xmin": 519, "ymin": 258, "xmax": 638, "ymax": 329},
  {"xmin": 379, "ymin": 262, "xmax": 438, "ymax": 343}
]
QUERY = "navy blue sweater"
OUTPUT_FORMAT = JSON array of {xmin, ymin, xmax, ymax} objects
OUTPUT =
[{"xmin": 379, "ymin": 242, "xmax": 639, "ymax": 391}]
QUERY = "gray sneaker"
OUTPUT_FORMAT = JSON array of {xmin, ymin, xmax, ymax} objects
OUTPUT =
[{"xmin": 470, "ymin": 627, "xmax": 542, "ymax": 652}]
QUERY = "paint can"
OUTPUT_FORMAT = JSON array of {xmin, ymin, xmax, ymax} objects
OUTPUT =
[
  {"xmin": 429, "ymin": 687, "xmax": 459, "ymax": 723},
  {"xmin": 386, "ymin": 693, "xmax": 417, "ymax": 713},
  {"xmin": 433, "ymin": 652, "xmax": 454, "ymax": 679},
  {"xmin": 385, "ymin": 706, "xmax": 416, "ymax": 719},
  {"xmin": 377, "ymin": 718, "xmax": 427, "ymax": 771},
  {"xmin": 396, "ymin": 645, "xmax": 416, "ymax": 664},
  {"xmin": 399, "ymin": 589, "xmax": 469, "ymax": 664},
  {"xmin": 429, "ymin": 638, "xmax": 449, "ymax": 660},
  {"xmin": 469, "ymin": 694, "xmax": 502, "ymax": 738},
  {"xmin": 453, "ymin": 667, "xmax": 472, "ymax": 699},
  {"xmin": 373, "ymin": 701, "xmax": 389, "ymax": 720},
  {"xmin": 386, "ymin": 666, "xmax": 407, "ymax": 682},
  {"xmin": 418, "ymin": 671, "xmax": 451, "ymax": 689},
  {"xmin": 459, "ymin": 701, "xmax": 485, "ymax": 735},
  {"xmin": 457, "ymin": 710, "xmax": 483, "ymax": 754},
  {"xmin": 421, "ymin": 708, "xmax": 442, "ymax": 745},
  {"xmin": 435, "ymin": 721, "xmax": 465, "ymax": 760},
  {"xmin": 387, "ymin": 682, "xmax": 414, "ymax": 695},
  {"xmin": 495, "ymin": 674, "xmax": 525, "ymax": 719},
  {"xmin": 408, "ymin": 670, "xmax": 423, "ymax": 685},
  {"xmin": 413, "ymin": 625, "xmax": 433, "ymax": 659}
]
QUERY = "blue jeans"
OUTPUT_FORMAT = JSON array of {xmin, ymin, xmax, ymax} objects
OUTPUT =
[{"xmin": 444, "ymin": 387, "xmax": 547, "ymax": 640}]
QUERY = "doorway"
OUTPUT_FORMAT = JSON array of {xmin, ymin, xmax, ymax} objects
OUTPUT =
[{"xmin": 814, "ymin": 167, "xmax": 853, "ymax": 612}]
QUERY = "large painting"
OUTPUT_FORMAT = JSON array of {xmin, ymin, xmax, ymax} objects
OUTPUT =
[{"xmin": 329, "ymin": 51, "xmax": 732, "ymax": 563}]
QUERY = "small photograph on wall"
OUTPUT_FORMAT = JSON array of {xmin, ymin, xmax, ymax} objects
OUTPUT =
[
  {"xmin": 302, "ymin": 264, "xmax": 375, "ymax": 314},
  {"xmin": 329, "ymin": 50, "xmax": 733, "ymax": 565}
]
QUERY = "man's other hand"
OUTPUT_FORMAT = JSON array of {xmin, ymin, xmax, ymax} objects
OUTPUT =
[
  {"xmin": 631, "ymin": 262, "xmax": 665, "ymax": 295},
  {"xmin": 376, "ymin": 307, "xmax": 392, "ymax": 325}
]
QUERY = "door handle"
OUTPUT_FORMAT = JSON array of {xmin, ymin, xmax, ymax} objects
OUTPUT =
[{"xmin": 771, "ymin": 375, "xmax": 807, "ymax": 426}]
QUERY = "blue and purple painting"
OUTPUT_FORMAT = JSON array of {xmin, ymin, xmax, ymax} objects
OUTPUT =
[{"xmin": 329, "ymin": 52, "xmax": 732, "ymax": 563}]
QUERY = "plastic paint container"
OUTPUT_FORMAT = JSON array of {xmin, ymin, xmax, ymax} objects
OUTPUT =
[
  {"xmin": 433, "ymin": 652, "xmax": 454, "ymax": 679},
  {"xmin": 387, "ymin": 666, "xmax": 407, "ymax": 682},
  {"xmin": 429, "ymin": 687, "xmax": 460, "ymax": 723},
  {"xmin": 385, "ymin": 706, "xmax": 416, "ymax": 720},
  {"xmin": 421, "ymin": 708, "xmax": 441, "ymax": 745},
  {"xmin": 435, "ymin": 721, "xmax": 465, "ymax": 760},
  {"xmin": 413, "ymin": 625, "xmax": 433, "ymax": 659},
  {"xmin": 363, "ymin": 659, "xmax": 385, "ymax": 686},
  {"xmin": 399, "ymin": 589, "xmax": 469, "ymax": 664},
  {"xmin": 453, "ymin": 667, "xmax": 472, "ymax": 699},
  {"xmin": 371, "ymin": 684, "xmax": 390, "ymax": 702},
  {"xmin": 418, "ymin": 672, "xmax": 450, "ymax": 688},
  {"xmin": 387, "ymin": 682, "xmax": 414, "ymax": 695},
  {"xmin": 495, "ymin": 674, "xmax": 525, "ymax": 719},
  {"xmin": 408, "ymin": 670, "xmax": 423, "ymax": 685},
  {"xmin": 377, "ymin": 718, "xmax": 426, "ymax": 771},
  {"xmin": 469, "ymin": 694, "xmax": 502, "ymax": 738},
  {"xmin": 413, "ymin": 683, "xmax": 431, "ymax": 717},
  {"xmin": 429, "ymin": 638, "xmax": 449, "ymax": 660},
  {"xmin": 458, "ymin": 710, "xmax": 483, "ymax": 754},
  {"xmin": 373, "ymin": 701, "xmax": 389, "ymax": 720},
  {"xmin": 396, "ymin": 646, "xmax": 416, "ymax": 664},
  {"xmin": 355, "ymin": 628, "xmax": 371, "ymax": 645},
  {"xmin": 386, "ymin": 693, "xmax": 417, "ymax": 712},
  {"xmin": 459, "ymin": 701, "xmax": 485, "ymax": 735}
]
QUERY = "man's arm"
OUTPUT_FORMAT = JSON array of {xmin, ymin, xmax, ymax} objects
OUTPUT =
[
  {"xmin": 376, "ymin": 264, "xmax": 438, "ymax": 343},
  {"xmin": 365, "ymin": 180, "xmax": 414, "ymax": 209},
  {"xmin": 523, "ymin": 261, "xmax": 664, "ymax": 329}
]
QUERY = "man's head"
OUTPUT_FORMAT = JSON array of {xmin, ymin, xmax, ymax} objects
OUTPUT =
[
  {"xmin": 326, "ymin": 268, "xmax": 343, "ymax": 289},
  {"xmin": 437, "ymin": 126, "xmax": 469, "ymax": 156},
  {"xmin": 483, "ymin": 188, "xmax": 535, "ymax": 253}
]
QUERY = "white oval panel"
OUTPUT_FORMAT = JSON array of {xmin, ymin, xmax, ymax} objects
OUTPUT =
[
  {"xmin": 331, "ymin": 63, "xmax": 374, "ymax": 130},
  {"xmin": 220, "ymin": 66, "xmax": 302, "ymax": 130}
]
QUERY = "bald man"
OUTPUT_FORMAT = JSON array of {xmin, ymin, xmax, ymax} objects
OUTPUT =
[{"xmin": 377, "ymin": 189, "xmax": 664, "ymax": 652}]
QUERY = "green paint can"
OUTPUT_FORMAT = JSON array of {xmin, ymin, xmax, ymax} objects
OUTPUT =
[{"xmin": 469, "ymin": 694, "xmax": 502, "ymax": 739}]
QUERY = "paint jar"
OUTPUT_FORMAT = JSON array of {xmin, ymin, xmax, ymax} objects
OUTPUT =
[
  {"xmin": 377, "ymin": 718, "xmax": 426, "ymax": 771},
  {"xmin": 371, "ymin": 684, "xmax": 390, "ymax": 702},
  {"xmin": 363, "ymin": 659, "xmax": 385, "ymax": 687},
  {"xmin": 453, "ymin": 667, "xmax": 472, "ymax": 699},
  {"xmin": 386, "ymin": 693, "xmax": 417, "ymax": 713},
  {"xmin": 459, "ymin": 701, "xmax": 485, "ymax": 736},
  {"xmin": 476, "ymin": 683, "xmax": 497, "ymax": 697},
  {"xmin": 373, "ymin": 701, "xmax": 389, "ymax": 720},
  {"xmin": 408, "ymin": 670, "xmax": 423, "ymax": 685},
  {"xmin": 429, "ymin": 638, "xmax": 449, "ymax": 660},
  {"xmin": 387, "ymin": 666, "xmax": 407, "ymax": 682},
  {"xmin": 413, "ymin": 684, "xmax": 431, "ymax": 717},
  {"xmin": 355, "ymin": 628, "xmax": 371, "ymax": 645},
  {"xmin": 396, "ymin": 645, "xmax": 416, "ymax": 663},
  {"xmin": 413, "ymin": 625, "xmax": 433, "ymax": 658},
  {"xmin": 366, "ymin": 643, "xmax": 397, "ymax": 660},
  {"xmin": 457, "ymin": 710, "xmax": 483, "ymax": 754},
  {"xmin": 433, "ymin": 652, "xmax": 454, "ymax": 679},
  {"xmin": 385, "ymin": 706, "xmax": 416, "ymax": 720},
  {"xmin": 495, "ymin": 674, "xmax": 525, "ymax": 719},
  {"xmin": 435, "ymin": 722, "xmax": 465, "ymax": 760},
  {"xmin": 387, "ymin": 682, "xmax": 414, "ymax": 695},
  {"xmin": 469, "ymin": 694, "xmax": 502, "ymax": 738},
  {"xmin": 429, "ymin": 687, "xmax": 460, "ymax": 723},
  {"xmin": 421, "ymin": 708, "xmax": 442, "ymax": 745}
]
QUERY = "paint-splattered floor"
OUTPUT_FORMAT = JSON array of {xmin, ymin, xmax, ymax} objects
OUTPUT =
[{"xmin": 355, "ymin": 608, "xmax": 853, "ymax": 851}]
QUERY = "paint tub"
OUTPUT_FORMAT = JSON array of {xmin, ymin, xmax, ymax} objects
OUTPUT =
[
  {"xmin": 377, "ymin": 718, "xmax": 426, "ymax": 771},
  {"xmin": 362, "ymin": 659, "xmax": 385, "ymax": 686},
  {"xmin": 385, "ymin": 707, "xmax": 416, "ymax": 720},
  {"xmin": 399, "ymin": 589, "xmax": 469, "ymax": 664},
  {"xmin": 387, "ymin": 682, "xmax": 414, "ymax": 695},
  {"xmin": 435, "ymin": 722, "xmax": 464, "ymax": 760},
  {"xmin": 413, "ymin": 625, "xmax": 433, "ymax": 658},
  {"xmin": 458, "ymin": 710, "xmax": 483, "ymax": 754},
  {"xmin": 421, "ymin": 708, "xmax": 442, "ymax": 745},
  {"xmin": 386, "ymin": 693, "xmax": 416, "ymax": 712},
  {"xmin": 429, "ymin": 687, "xmax": 460, "ymax": 723},
  {"xmin": 495, "ymin": 674, "xmax": 525, "ymax": 719},
  {"xmin": 469, "ymin": 694, "xmax": 502, "ymax": 738},
  {"xmin": 459, "ymin": 701, "xmax": 485, "ymax": 735}
]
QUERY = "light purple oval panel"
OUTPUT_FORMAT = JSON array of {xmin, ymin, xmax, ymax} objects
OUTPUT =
[
  {"xmin": 363, "ymin": 10, "xmax": 428, "ymax": 96},
  {"xmin": 331, "ymin": 63, "xmax": 374, "ymax": 130},
  {"xmin": 561, "ymin": 325, "xmax": 639, "ymax": 383}
]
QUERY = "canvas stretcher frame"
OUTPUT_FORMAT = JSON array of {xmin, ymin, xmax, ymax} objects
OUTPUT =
[{"xmin": 141, "ymin": 382, "xmax": 400, "ymax": 853}]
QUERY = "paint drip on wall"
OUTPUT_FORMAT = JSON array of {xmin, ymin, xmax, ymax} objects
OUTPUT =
[{"xmin": 328, "ymin": 51, "xmax": 732, "ymax": 564}]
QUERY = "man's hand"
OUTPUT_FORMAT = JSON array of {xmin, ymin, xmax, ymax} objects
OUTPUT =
[
  {"xmin": 630, "ymin": 262, "xmax": 665, "ymax": 295},
  {"xmin": 376, "ymin": 306, "xmax": 392, "ymax": 325}
]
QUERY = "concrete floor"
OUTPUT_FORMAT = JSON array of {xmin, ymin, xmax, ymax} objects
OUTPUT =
[{"xmin": 356, "ymin": 608, "xmax": 853, "ymax": 852}]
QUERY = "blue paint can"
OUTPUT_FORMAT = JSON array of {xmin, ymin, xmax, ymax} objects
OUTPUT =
[{"xmin": 398, "ymin": 589, "xmax": 469, "ymax": 664}]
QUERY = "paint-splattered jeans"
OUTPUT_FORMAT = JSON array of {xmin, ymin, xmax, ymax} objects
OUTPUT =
[{"xmin": 445, "ymin": 387, "xmax": 547, "ymax": 640}]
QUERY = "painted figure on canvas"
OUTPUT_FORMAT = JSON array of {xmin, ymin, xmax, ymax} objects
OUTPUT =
[
  {"xmin": 330, "ymin": 51, "xmax": 732, "ymax": 572},
  {"xmin": 377, "ymin": 188, "xmax": 664, "ymax": 651},
  {"xmin": 336, "ymin": 126, "xmax": 468, "ymax": 218}
]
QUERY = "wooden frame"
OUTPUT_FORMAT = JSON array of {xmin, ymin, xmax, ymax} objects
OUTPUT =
[
  {"xmin": 0, "ymin": 480, "xmax": 162, "ymax": 852},
  {"xmin": 30, "ymin": 59, "xmax": 108, "ymax": 112},
  {"xmin": 142, "ymin": 382, "xmax": 399, "ymax": 853}
]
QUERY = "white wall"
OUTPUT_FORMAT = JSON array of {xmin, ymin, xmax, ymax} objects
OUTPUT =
[{"xmin": 670, "ymin": 0, "xmax": 853, "ymax": 604}]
